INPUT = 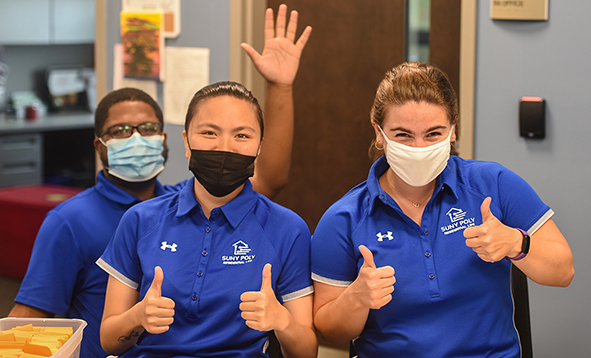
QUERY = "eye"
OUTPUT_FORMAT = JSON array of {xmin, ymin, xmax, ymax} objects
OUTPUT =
[
  {"xmin": 110, "ymin": 125, "xmax": 130, "ymax": 137},
  {"xmin": 426, "ymin": 131, "xmax": 443, "ymax": 138},
  {"xmin": 394, "ymin": 132, "xmax": 411, "ymax": 138},
  {"xmin": 236, "ymin": 133, "xmax": 250, "ymax": 139}
]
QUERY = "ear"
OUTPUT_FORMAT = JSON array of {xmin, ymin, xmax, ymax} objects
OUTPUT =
[
  {"xmin": 450, "ymin": 123, "xmax": 457, "ymax": 143},
  {"xmin": 182, "ymin": 130, "xmax": 191, "ymax": 159},
  {"xmin": 371, "ymin": 121, "xmax": 384, "ymax": 146},
  {"xmin": 93, "ymin": 137, "xmax": 108, "ymax": 170}
]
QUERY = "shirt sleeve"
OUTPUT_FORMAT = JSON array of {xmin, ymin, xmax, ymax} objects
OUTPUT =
[
  {"xmin": 311, "ymin": 202, "xmax": 359, "ymax": 287},
  {"xmin": 495, "ymin": 167, "xmax": 552, "ymax": 234},
  {"xmin": 97, "ymin": 208, "xmax": 143, "ymax": 290},
  {"xmin": 274, "ymin": 214, "xmax": 313, "ymax": 303},
  {"xmin": 15, "ymin": 211, "xmax": 84, "ymax": 316}
]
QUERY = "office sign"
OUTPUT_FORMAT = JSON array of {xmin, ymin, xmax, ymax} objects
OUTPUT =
[{"xmin": 490, "ymin": 0, "xmax": 548, "ymax": 21}]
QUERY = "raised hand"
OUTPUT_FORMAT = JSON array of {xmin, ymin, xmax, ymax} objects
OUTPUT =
[
  {"xmin": 239, "ymin": 264, "xmax": 288, "ymax": 332},
  {"xmin": 351, "ymin": 245, "xmax": 395, "ymax": 310},
  {"xmin": 464, "ymin": 197, "xmax": 522, "ymax": 262},
  {"xmin": 240, "ymin": 4, "xmax": 313, "ymax": 86},
  {"xmin": 138, "ymin": 266, "xmax": 175, "ymax": 334}
]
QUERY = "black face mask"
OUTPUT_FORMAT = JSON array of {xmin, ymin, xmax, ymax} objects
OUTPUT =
[{"xmin": 189, "ymin": 149, "xmax": 256, "ymax": 197}]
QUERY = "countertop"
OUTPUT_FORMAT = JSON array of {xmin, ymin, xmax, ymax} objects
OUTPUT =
[{"xmin": 0, "ymin": 112, "xmax": 94, "ymax": 135}]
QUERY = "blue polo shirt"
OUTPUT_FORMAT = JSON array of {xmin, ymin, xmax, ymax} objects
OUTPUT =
[
  {"xmin": 312, "ymin": 156, "xmax": 552, "ymax": 358},
  {"xmin": 97, "ymin": 179, "xmax": 313, "ymax": 358},
  {"xmin": 15, "ymin": 171, "xmax": 183, "ymax": 358}
]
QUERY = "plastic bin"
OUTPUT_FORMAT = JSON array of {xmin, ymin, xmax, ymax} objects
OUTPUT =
[{"xmin": 0, "ymin": 317, "xmax": 87, "ymax": 358}]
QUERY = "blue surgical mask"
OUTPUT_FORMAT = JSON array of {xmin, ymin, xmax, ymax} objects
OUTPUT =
[{"xmin": 100, "ymin": 132, "xmax": 165, "ymax": 182}]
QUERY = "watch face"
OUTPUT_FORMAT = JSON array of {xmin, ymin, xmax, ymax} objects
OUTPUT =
[{"xmin": 517, "ymin": 228, "xmax": 531, "ymax": 254}]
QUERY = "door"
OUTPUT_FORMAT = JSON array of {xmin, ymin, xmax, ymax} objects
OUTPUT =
[{"xmin": 268, "ymin": 0, "xmax": 406, "ymax": 230}]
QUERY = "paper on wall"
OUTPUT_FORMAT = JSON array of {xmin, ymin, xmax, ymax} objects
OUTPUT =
[
  {"xmin": 163, "ymin": 47, "xmax": 210, "ymax": 126},
  {"xmin": 122, "ymin": 0, "xmax": 180, "ymax": 38},
  {"xmin": 113, "ymin": 43, "xmax": 158, "ymax": 101}
]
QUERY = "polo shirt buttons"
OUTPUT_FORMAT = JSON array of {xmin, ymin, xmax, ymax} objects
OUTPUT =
[
  {"xmin": 424, "ymin": 229, "xmax": 429, "ymax": 235},
  {"xmin": 202, "ymin": 250, "xmax": 208, "ymax": 257},
  {"xmin": 205, "ymin": 226, "xmax": 211, "ymax": 233},
  {"xmin": 429, "ymin": 274, "xmax": 435, "ymax": 280},
  {"xmin": 425, "ymin": 251, "xmax": 432, "ymax": 258},
  {"xmin": 192, "ymin": 293, "xmax": 198, "ymax": 300},
  {"xmin": 197, "ymin": 271, "xmax": 204, "ymax": 277}
]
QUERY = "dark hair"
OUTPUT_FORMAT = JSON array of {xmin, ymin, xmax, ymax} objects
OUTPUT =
[
  {"xmin": 184, "ymin": 81, "xmax": 264, "ymax": 139},
  {"xmin": 369, "ymin": 62, "xmax": 459, "ymax": 160},
  {"xmin": 94, "ymin": 88, "xmax": 163, "ymax": 137}
]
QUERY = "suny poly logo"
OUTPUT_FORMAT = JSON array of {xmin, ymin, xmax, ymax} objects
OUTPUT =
[
  {"xmin": 440, "ymin": 208, "xmax": 476, "ymax": 235},
  {"xmin": 222, "ymin": 240, "xmax": 256, "ymax": 265}
]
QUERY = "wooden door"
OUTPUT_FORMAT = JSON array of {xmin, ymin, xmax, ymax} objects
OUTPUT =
[{"xmin": 268, "ymin": 0, "xmax": 406, "ymax": 231}]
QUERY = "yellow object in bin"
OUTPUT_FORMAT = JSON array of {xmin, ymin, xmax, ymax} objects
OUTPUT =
[{"xmin": 0, "ymin": 318, "xmax": 86, "ymax": 358}]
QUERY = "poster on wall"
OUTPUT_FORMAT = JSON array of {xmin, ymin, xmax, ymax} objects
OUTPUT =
[
  {"xmin": 120, "ymin": 12, "xmax": 164, "ymax": 81},
  {"xmin": 113, "ymin": 43, "xmax": 158, "ymax": 101},
  {"xmin": 122, "ymin": 0, "xmax": 181, "ymax": 38}
]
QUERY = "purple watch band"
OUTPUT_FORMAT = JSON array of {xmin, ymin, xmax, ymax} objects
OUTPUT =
[{"xmin": 509, "ymin": 228, "xmax": 529, "ymax": 261}]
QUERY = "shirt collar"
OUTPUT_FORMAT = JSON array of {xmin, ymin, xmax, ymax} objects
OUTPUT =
[
  {"xmin": 437, "ymin": 156, "xmax": 459, "ymax": 201},
  {"xmin": 95, "ymin": 170, "xmax": 166, "ymax": 206},
  {"xmin": 177, "ymin": 178, "xmax": 259, "ymax": 228},
  {"xmin": 366, "ymin": 156, "xmax": 460, "ymax": 213}
]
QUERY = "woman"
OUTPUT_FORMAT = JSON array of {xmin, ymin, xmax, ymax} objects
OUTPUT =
[
  {"xmin": 97, "ymin": 82, "xmax": 317, "ymax": 358},
  {"xmin": 311, "ymin": 62, "xmax": 574, "ymax": 357}
]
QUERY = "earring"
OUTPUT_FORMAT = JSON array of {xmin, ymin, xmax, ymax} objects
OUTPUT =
[{"xmin": 374, "ymin": 141, "xmax": 384, "ymax": 150}]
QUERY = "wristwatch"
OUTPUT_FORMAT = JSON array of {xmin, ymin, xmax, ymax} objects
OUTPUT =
[{"xmin": 510, "ymin": 228, "xmax": 530, "ymax": 261}]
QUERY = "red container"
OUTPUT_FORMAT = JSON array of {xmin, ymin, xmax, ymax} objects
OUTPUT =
[{"xmin": 0, "ymin": 185, "xmax": 82, "ymax": 280}]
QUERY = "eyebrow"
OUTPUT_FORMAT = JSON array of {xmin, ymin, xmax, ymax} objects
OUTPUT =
[
  {"xmin": 196, "ymin": 122, "xmax": 257, "ymax": 133},
  {"xmin": 389, "ymin": 125, "xmax": 448, "ymax": 134}
]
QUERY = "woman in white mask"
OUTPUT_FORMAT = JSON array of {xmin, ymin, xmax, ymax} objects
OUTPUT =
[{"xmin": 311, "ymin": 62, "xmax": 574, "ymax": 358}]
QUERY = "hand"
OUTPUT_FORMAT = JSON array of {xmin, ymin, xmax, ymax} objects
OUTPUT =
[
  {"xmin": 241, "ymin": 4, "xmax": 313, "ymax": 86},
  {"xmin": 239, "ymin": 264, "xmax": 288, "ymax": 332},
  {"xmin": 464, "ymin": 197, "xmax": 522, "ymax": 262},
  {"xmin": 351, "ymin": 245, "xmax": 395, "ymax": 310},
  {"xmin": 138, "ymin": 266, "xmax": 175, "ymax": 334}
]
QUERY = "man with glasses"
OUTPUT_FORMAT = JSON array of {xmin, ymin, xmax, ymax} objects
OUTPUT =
[{"xmin": 8, "ymin": 5, "xmax": 311, "ymax": 357}]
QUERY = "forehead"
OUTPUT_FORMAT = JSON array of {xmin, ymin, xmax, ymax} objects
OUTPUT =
[
  {"xmin": 190, "ymin": 96, "xmax": 260, "ymax": 132},
  {"xmin": 383, "ymin": 101, "xmax": 449, "ymax": 131},
  {"xmin": 104, "ymin": 101, "xmax": 159, "ymax": 130}
]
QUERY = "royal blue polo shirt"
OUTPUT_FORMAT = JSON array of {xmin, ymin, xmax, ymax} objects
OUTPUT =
[
  {"xmin": 312, "ymin": 156, "xmax": 552, "ymax": 358},
  {"xmin": 15, "ymin": 171, "xmax": 182, "ymax": 358},
  {"xmin": 97, "ymin": 179, "xmax": 313, "ymax": 358}
]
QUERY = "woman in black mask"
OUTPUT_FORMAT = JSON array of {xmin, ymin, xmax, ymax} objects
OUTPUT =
[{"xmin": 97, "ymin": 81, "xmax": 317, "ymax": 358}]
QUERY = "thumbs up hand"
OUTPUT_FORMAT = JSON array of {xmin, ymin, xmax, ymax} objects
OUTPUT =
[
  {"xmin": 463, "ymin": 197, "xmax": 523, "ymax": 263},
  {"xmin": 239, "ymin": 264, "xmax": 288, "ymax": 332},
  {"xmin": 351, "ymin": 245, "xmax": 395, "ymax": 310},
  {"xmin": 138, "ymin": 266, "xmax": 175, "ymax": 334}
]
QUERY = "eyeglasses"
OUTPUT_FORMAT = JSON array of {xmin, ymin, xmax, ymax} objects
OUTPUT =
[{"xmin": 100, "ymin": 122, "xmax": 162, "ymax": 138}]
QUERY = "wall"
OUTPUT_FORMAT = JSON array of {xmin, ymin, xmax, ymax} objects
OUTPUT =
[
  {"xmin": 105, "ymin": 0, "xmax": 231, "ymax": 185},
  {"xmin": 474, "ymin": 3, "xmax": 591, "ymax": 357}
]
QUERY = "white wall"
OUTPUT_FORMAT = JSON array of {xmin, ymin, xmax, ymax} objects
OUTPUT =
[{"xmin": 474, "ymin": 3, "xmax": 591, "ymax": 357}]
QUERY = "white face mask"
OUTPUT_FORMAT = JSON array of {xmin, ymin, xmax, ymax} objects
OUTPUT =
[{"xmin": 379, "ymin": 126, "xmax": 453, "ymax": 187}]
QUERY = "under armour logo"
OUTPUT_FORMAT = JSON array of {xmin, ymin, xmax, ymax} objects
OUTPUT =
[
  {"xmin": 160, "ymin": 241, "xmax": 177, "ymax": 252},
  {"xmin": 376, "ymin": 231, "xmax": 393, "ymax": 242}
]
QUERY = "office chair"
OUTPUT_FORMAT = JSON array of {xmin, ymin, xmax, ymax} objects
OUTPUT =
[
  {"xmin": 349, "ymin": 263, "xmax": 533, "ymax": 358},
  {"xmin": 267, "ymin": 331, "xmax": 284, "ymax": 358}
]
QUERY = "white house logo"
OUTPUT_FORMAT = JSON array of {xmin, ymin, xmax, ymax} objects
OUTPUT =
[
  {"xmin": 376, "ymin": 231, "xmax": 393, "ymax": 242},
  {"xmin": 440, "ymin": 208, "xmax": 476, "ymax": 235},
  {"xmin": 222, "ymin": 240, "xmax": 256, "ymax": 265},
  {"xmin": 160, "ymin": 241, "xmax": 178, "ymax": 252}
]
